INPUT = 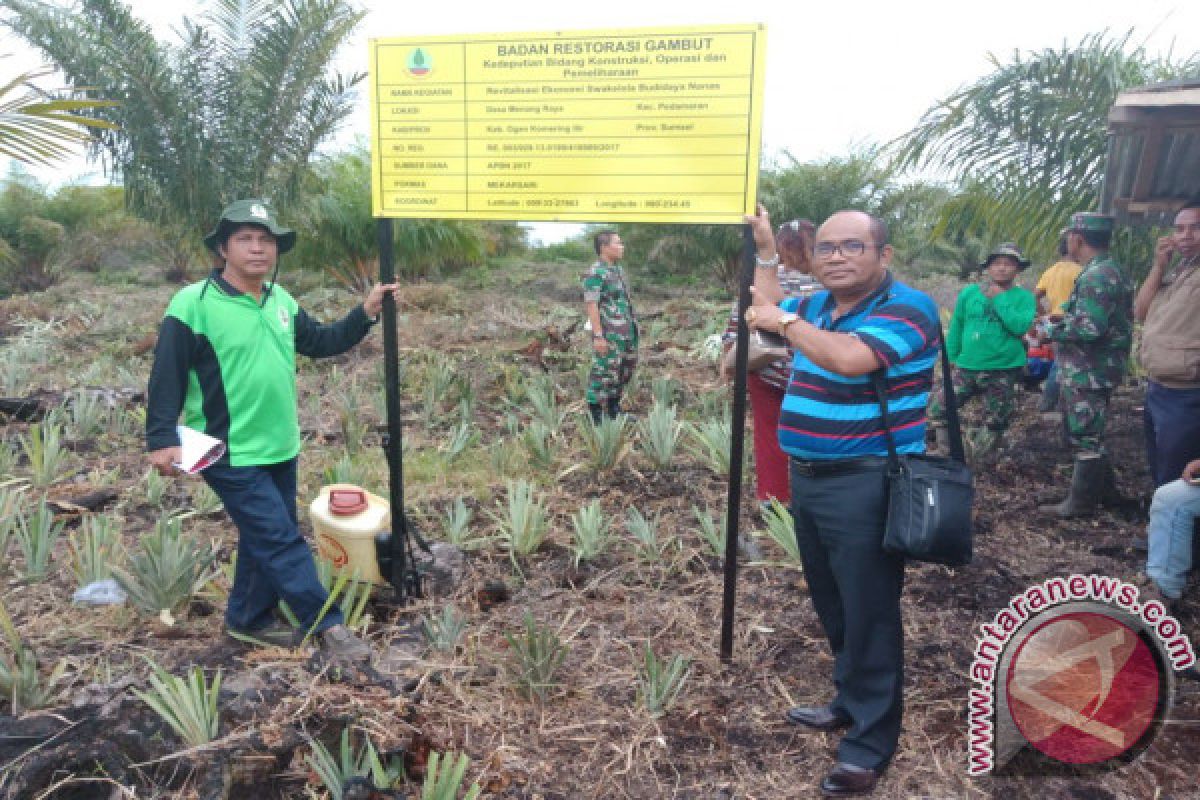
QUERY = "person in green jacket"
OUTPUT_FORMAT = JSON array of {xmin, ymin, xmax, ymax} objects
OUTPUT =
[
  {"xmin": 146, "ymin": 199, "xmax": 398, "ymax": 664},
  {"xmin": 929, "ymin": 243, "xmax": 1037, "ymax": 456}
]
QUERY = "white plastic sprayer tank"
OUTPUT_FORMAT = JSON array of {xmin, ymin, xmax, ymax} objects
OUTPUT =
[{"xmin": 308, "ymin": 484, "xmax": 390, "ymax": 585}]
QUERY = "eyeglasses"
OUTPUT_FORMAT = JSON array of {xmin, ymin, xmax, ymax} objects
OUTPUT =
[{"xmin": 813, "ymin": 239, "xmax": 878, "ymax": 258}]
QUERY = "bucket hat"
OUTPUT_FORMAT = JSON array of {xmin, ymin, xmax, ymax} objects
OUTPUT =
[
  {"xmin": 980, "ymin": 242, "xmax": 1031, "ymax": 270},
  {"xmin": 203, "ymin": 199, "xmax": 296, "ymax": 255}
]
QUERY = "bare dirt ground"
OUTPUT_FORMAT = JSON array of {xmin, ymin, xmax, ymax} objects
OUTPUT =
[{"xmin": 0, "ymin": 262, "xmax": 1196, "ymax": 800}]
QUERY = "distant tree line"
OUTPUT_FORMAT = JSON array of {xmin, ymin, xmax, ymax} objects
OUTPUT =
[{"xmin": 0, "ymin": 0, "xmax": 1195, "ymax": 295}]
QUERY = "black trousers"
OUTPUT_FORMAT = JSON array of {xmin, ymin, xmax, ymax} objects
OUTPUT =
[{"xmin": 790, "ymin": 460, "xmax": 905, "ymax": 770}]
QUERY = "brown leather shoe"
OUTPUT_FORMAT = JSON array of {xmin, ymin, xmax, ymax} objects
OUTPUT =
[
  {"xmin": 784, "ymin": 704, "xmax": 851, "ymax": 731},
  {"xmin": 820, "ymin": 762, "xmax": 881, "ymax": 796}
]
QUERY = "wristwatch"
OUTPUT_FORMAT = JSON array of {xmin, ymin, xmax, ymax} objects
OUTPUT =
[{"xmin": 777, "ymin": 312, "xmax": 799, "ymax": 336}]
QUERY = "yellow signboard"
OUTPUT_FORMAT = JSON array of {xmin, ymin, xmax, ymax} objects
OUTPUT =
[{"xmin": 368, "ymin": 25, "xmax": 766, "ymax": 223}]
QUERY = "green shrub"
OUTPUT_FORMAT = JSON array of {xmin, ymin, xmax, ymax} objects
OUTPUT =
[
  {"xmin": 422, "ymin": 605, "xmax": 468, "ymax": 654},
  {"xmin": 491, "ymin": 480, "xmax": 550, "ymax": 561},
  {"xmin": 0, "ymin": 484, "xmax": 25, "ymax": 559},
  {"xmin": 20, "ymin": 420, "xmax": 71, "ymax": 487},
  {"xmin": 112, "ymin": 515, "xmax": 218, "ymax": 615},
  {"xmin": 0, "ymin": 598, "xmax": 67, "ymax": 714},
  {"xmin": 692, "ymin": 505, "xmax": 726, "ymax": 558},
  {"xmin": 531, "ymin": 235, "xmax": 592, "ymax": 263},
  {"xmin": 526, "ymin": 373, "xmax": 564, "ymax": 433},
  {"xmin": 760, "ymin": 498, "xmax": 802, "ymax": 564},
  {"xmin": 64, "ymin": 390, "xmax": 111, "ymax": 439},
  {"xmin": 441, "ymin": 421, "xmax": 479, "ymax": 462},
  {"xmin": 69, "ymin": 513, "xmax": 123, "ymax": 586},
  {"xmin": 637, "ymin": 642, "xmax": 691, "ymax": 717},
  {"xmin": 638, "ymin": 401, "xmax": 682, "ymax": 470},
  {"xmin": 581, "ymin": 414, "xmax": 629, "ymax": 472},
  {"xmin": 625, "ymin": 507, "xmax": 670, "ymax": 563},
  {"xmin": 142, "ymin": 467, "xmax": 173, "ymax": 509},
  {"xmin": 14, "ymin": 216, "xmax": 65, "ymax": 291},
  {"xmin": 421, "ymin": 750, "xmax": 482, "ymax": 800},
  {"xmin": 305, "ymin": 726, "xmax": 405, "ymax": 800},
  {"xmin": 569, "ymin": 500, "xmax": 610, "ymax": 567},
  {"xmin": 504, "ymin": 612, "xmax": 568, "ymax": 702},
  {"xmin": 134, "ymin": 658, "xmax": 221, "ymax": 748},
  {"xmin": 15, "ymin": 502, "xmax": 65, "ymax": 582},
  {"xmin": 322, "ymin": 452, "xmax": 373, "ymax": 488},
  {"xmin": 687, "ymin": 417, "xmax": 732, "ymax": 476},
  {"xmin": 281, "ymin": 559, "xmax": 375, "ymax": 638},
  {"xmin": 441, "ymin": 497, "xmax": 490, "ymax": 550},
  {"xmin": 520, "ymin": 420, "xmax": 556, "ymax": 471},
  {"xmin": 41, "ymin": 185, "xmax": 123, "ymax": 230}
]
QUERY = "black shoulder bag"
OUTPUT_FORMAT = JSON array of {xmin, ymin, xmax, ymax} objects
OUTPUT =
[{"xmin": 869, "ymin": 324, "xmax": 974, "ymax": 566}]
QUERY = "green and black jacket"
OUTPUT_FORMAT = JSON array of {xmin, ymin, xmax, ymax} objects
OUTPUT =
[{"xmin": 146, "ymin": 270, "xmax": 375, "ymax": 466}]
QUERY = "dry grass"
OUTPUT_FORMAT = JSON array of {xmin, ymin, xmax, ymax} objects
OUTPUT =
[{"xmin": 0, "ymin": 264, "xmax": 1195, "ymax": 799}]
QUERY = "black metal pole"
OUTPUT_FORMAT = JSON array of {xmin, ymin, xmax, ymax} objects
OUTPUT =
[
  {"xmin": 719, "ymin": 225, "xmax": 756, "ymax": 662},
  {"xmin": 377, "ymin": 217, "xmax": 411, "ymax": 599}
]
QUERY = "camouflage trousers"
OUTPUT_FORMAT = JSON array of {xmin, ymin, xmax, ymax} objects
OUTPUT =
[
  {"xmin": 928, "ymin": 367, "xmax": 1022, "ymax": 433},
  {"xmin": 586, "ymin": 335, "xmax": 638, "ymax": 404},
  {"xmin": 1059, "ymin": 383, "xmax": 1112, "ymax": 454}
]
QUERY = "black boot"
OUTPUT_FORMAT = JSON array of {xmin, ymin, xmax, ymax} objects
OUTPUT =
[
  {"xmin": 588, "ymin": 403, "xmax": 604, "ymax": 426},
  {"xmin": 1039, "ymin": 453, "xmax": 1104, "ymax": 518},
  {"xmin": 606, "ymin": 397, "xmax": 621, "ymax": 419}
]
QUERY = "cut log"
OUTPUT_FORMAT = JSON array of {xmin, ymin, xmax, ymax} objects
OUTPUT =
[
  {"xmin": 0, "ymin": 388, "xmax": 144, "ymax": 421},
  {"xmin": 46, "ymin": 489, "xmax": 119, "ymax": 515}
]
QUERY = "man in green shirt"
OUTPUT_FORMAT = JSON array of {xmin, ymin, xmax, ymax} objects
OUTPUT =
[
  {"xmin": 929, "ymin": 243, "xmax": 1037, "ymax": 457},
  {"xmin": 146, "ymin": 199, "xmax": 397, "ymax": 661}
]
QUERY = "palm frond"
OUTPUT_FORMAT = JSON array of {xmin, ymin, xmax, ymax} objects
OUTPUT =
[
  {"xmin": 888, "ymin": 31, "xmax": 1193, "ymax": 258},
  {"xmin": 0, "ymin": 62, "xmax": 115, "ymax": 166}
]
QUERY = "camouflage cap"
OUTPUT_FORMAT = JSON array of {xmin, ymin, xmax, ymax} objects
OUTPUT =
[
  {"xmin": 980, "ymin": 242, "xmax": 1031, "ymax": 270},
  {"xmin": 1066, "ymin": 212, "xmax": 1114, "ymax": 235},
  {"xmin": 203, "ymin": 199, "xmax": 296, "ymax": 255}
]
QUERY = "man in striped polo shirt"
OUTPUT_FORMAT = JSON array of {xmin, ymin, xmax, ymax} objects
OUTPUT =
[{"xmin": 744, "ymin": 206, "xmax": 940, "ymax": 797}]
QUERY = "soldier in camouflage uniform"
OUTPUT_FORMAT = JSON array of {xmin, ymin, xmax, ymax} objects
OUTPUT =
[
  {"xmin": 1038, "ymin": 213, "xmax": 1133, "ymax": 518},
  {"xmin": 582, "ymin": 230, "xmax": 639, "ymax": 424}
]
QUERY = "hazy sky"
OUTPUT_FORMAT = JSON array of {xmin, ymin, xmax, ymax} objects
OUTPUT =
[{"xmin": 3, "ymin": 0, "xmax": 1198, "ymax": 242}]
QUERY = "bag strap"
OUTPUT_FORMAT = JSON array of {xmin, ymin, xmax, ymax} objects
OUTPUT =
[{"xmin": 870, "ymin": 319, "xmax": 965, "ymax": 466}]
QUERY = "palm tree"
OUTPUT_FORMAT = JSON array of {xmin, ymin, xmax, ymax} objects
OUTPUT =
[
  {"xmin": 621, "ymin": 150, "xmax": 952, "ymax": 289},
  {"xmin": 890, "ymin": 32, "xmax": 1198, "ymax": 265},
  {"xmin": 294, "ymin": 145, "xmax": 488, "ymax": 289},
  {"xmin": 2, "ymin": 0, "xmax": 364, "ymax": 269},
  {"xmin": 764, "ymin": 148, "xmax": 893, "ymax": 228},
  {"xmin": 619, "ymin": 221, "xmax": 744, "ymax": 289},
  {"xmin": 0, "ymin": 62, "xmax": 114, "ymax": 166}
]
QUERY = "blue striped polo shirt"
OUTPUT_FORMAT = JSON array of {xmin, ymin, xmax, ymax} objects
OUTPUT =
[{"xmin": 778, "ymin": 272, "xmax": 939, "ymax": 460}]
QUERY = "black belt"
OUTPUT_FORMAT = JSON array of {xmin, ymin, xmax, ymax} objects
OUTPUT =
[{"xmin": 789, "ymin": 456, "xmax": 889, "ymax": 477}]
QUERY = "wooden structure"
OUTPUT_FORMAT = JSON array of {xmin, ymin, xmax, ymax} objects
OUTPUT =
[{"xmin": 1102, "ymin": 79, "xmax": 1200, "ymax": 227}]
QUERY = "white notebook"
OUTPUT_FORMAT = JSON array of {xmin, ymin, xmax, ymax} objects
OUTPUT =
[{"xmin": 175, "ymin": 425, "xmax": 225, "ymax": 474}]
